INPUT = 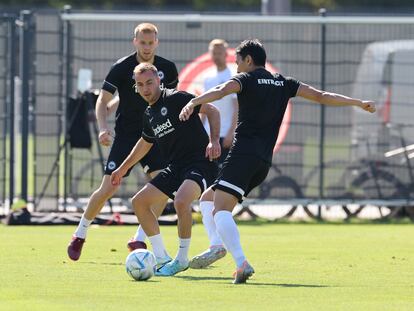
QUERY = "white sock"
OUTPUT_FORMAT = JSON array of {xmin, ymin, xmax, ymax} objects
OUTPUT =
[
  {"xmin": 133, "ymin": 225, "xmax": 147, "ymax": 242},
  {"xmin": 74, "ymin": 215, "xmax": 93, "ymax": 239},
  {"xmin": 214, "ymin": 210, "xmax": 246, "ymax": 268},
  {"xmin": 199, "ymin": 201, "xmax": 223, "ymax": 247},
  {"xmin": 175, "ymin": 238, "xmax": 191, "ymax": 264},
  {"xmin": 148, "ymin": 234, "xmax": 169, "ymax": 259}
]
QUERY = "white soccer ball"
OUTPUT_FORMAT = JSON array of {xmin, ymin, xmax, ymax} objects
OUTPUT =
[{"xmin": 125, "ymin": 249, "xmax": 157, "ymax": 281}]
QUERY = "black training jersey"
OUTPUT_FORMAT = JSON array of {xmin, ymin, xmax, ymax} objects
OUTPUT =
[
  {"xmin": 230, "ymin": 68, "xmax": 300, "ymax": 164},
  {"xmin": 102, "ymin": 53, "xmax": 178, "ymax": 138},
  {"xmin": 141, "ymin": 89, "xmax": 210, "ymax": 164}
]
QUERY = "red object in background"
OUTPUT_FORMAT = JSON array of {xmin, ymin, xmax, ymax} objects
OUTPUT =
[{"xmin": 178, "ymin": 49, "xmax": 292, "ymax": 153}]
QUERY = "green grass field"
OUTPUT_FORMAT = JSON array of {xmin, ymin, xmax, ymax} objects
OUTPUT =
[{"xmin": 1, "ymin": 222, "xmax": 414, "ymax": 311}]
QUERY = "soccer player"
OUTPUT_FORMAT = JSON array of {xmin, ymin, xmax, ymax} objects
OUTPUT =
[
  {"xmin": 67, "ymin": 23, "xmax": 178, "ymax": 261},
  {"xmin": 179, "ymin": 39, "xmax": 376, "ymax": 283},
  {"xmin": 202, "ymin": 39, "xmax": 238, "ymax": 164},
  {"xmin": 190, "ymin": 39, "xmax": 239, "ymax": 269},
  {"xmin": 111, "ymin": 63, "xmax": 221, "ymax": 276}
]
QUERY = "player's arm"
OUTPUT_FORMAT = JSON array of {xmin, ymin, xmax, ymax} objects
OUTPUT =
[
  {"xmin": 200, "ymin": 103, "xmax": 221, "ymax": 161},
  {"xmin": 106, "ymin": 96, "xmax": 119, "ymax": 116},
  {"xmin": 179, "ymin": 80, "xmax": 240, "ymax": 121},
  {"xmin": 96, "ymin": 89, "xmax": 115, "ymax": 146},
  {"xmin": 110, "ymin": 138, "xmax": 153, "ymax": 186},
  {"xmin": 296, "ymin": 83, "xmax": 376, "ymax": 113}
]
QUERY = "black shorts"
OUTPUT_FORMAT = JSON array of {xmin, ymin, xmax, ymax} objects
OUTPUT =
[
  {"xmin": 150, "ymin": 159, "xmax": 218, "ymax": 200},
  {"xmin": 212, "ymin": 154, "xmax": 270, "ymax": 203},
  {"xmin": 218, "ymin": 137, "xmax": 230, "ymax": 166},
  {"xmin": 104, "ymin": 137, "xmax": 166, "ymax": 176}
]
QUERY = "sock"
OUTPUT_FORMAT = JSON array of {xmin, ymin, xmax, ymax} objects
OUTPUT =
[
  {"xmin": 175, "ymin": 238, "xmax": 191, "ymax": 264},
  {"xmin": 214, "ymin": 210, "xmax": 246, "ymax": 268},
  {"xmin": 148, "ymin": 234, "xmax": 169, "ymax": 259},
  {"xmin": 133, "ymin": 225, "xmax": 147, "ymax": 242},
  {"xmin": 199, "ymin": 201, "xmax": 223, "ymax": 247},
  {"xmin": 74, "ymin": 215, "xmax": 93, "ymax": 239}
]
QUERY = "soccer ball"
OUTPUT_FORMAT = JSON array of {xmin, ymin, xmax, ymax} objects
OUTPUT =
[{"xmin": 125, "ymin": 249, "xmax": 157, "ymax": 281}]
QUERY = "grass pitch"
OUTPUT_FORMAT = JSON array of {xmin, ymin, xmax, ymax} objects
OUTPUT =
[{"xmin": 1, "ymin": 222, "xmax": 413, "ymax": 311}]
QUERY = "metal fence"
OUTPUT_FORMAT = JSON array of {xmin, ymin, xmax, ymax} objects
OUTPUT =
[
  {"xmin": 0, "ymin": 14, "xmax": 17, "ymax": 213},
  {"xmin": 2, "ymin": 11, "xmax": 414, "ymax": 218}
]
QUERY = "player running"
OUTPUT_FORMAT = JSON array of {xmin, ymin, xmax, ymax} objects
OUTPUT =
[{"xmin": 67, "ymin": 23, "xmax": 178, "ymax": 261}]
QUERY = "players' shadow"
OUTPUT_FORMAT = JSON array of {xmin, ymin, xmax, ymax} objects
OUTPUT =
[
  {"xmin": 251, "ymin": 283, "xmax": 330, "ymax": 287},
  {"xmin": 175, "ymin": 275, "xmax": 233, "ymax": 281},
  {"xmin": 175, "ymin": 275, "xmax": 329, "ymax": 287},
  {"xmin": 75, "ymin": 261, "xmax": 124, "ymax": 266}
]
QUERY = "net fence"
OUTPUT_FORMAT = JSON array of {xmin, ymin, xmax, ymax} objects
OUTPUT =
[{"xmin": 27, "ymin": 13, "xmax": 414, "ymax": 211}]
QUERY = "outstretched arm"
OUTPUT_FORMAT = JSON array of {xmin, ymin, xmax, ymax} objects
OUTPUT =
[
  {"xmin": 179, "ymin": 80, "xmax": 240, "ymax": 121},
  {"xmin": 111, "ymin": 138, "xmax": 153, "ymax": 185},
  {"xmin": 199, "ymin": 103, "xmax": 221, "ymax": 161},
  {"xmin": 297, "ymin": 83, "xmax": 376, "ymax": 113}
]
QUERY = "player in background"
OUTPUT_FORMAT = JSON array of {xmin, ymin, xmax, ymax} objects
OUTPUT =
[
  {"xmin": 180, "ymin": 39, "xmax": 376, "ymax": 283},
  {"xmin": 67, "ymin": 23, "xmax": 178, "ymax": 261},
  {"xmin": 111, "ymin": 63, "xmax": 220, "ymax": 276},
  {"xmin": 191, "ymin": 39, "xmax": 239, "ymax": 269}
]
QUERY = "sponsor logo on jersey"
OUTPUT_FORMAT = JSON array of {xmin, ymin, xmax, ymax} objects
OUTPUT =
[
  {"xmin": 161, "ymin": 107, "xmax": 168, "ymax": 116},
  {"xmin": 153, "ymin": 118, "xmax": 175, "ymax": 137},
  {"xmin": 257, "ymin": 79, "xmax": 284, "ymax": 86}
]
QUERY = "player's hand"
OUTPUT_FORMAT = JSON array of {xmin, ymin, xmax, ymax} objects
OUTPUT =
[
  {"xmin": 99, "ymin": 129, "xmax": 113, "ymax": 146},
  {"xmin": 360, "ymin": 101, "xmax": 376, "ymax": 113},
  {"xmin": 179, "ymin": 102, "xmax": 194, "ymax": 121},
  {"xmin": 110, "ymin": 168, "xmax": 125, "ymax": 186},
  {"xmin": 205, "ymin": 140, "xmax": 221, "ymax": 162}
]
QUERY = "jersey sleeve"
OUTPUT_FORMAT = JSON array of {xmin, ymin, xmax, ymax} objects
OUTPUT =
[
  {"xmin": 164, "ymin": 63, "xmax": 179, "ymax": 89},
  {"xmin": 285, "ymin": 76, "xmax": 301, "ymax": 98},
  {"xmin": 102, "ymin": 62, "xmax": 124, "ymax": 94},
  {"xmin": 230, "ymin": 72, "xmax": 249, "ymax": 94},
  {"xmin": 141, "ymin": 114, "xmax": 156, "ymax": 143}
]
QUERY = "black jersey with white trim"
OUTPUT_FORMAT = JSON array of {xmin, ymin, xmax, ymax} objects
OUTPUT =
[
  {"xmin": 141, "ymin": 89, "xmax": 210, "ymax": 164},
  {"xmin": 102, "ymin": 53, "xmax": 178, "ymax": 138},
  {"xmin": 230, "ymin": 68, "xmax": 300, "ymax": 164}
]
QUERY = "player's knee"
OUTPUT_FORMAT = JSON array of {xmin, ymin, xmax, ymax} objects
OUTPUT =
[
  {"xmin": 92, "ymin": 186, "xmax": 114, "ymax": 202},
  {"xmin": 173, "ymin": 197, "xmax": 191, "ymax": 215},
  {"xmin": 131, "ymin": 193, "xmax": 150, "ymax": 211}
]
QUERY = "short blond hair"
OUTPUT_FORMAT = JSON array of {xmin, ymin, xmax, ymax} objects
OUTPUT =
[
  {"xmin": 133, "ymin": 63, "xmax": 158, "ymax": 77},
  {"xmin": 209, "ymin": 38, "xmax": 229, "ymax": 50},
  {"xmin": 134, "ymin": 23, "xmax": 158, "ymax": 38}
]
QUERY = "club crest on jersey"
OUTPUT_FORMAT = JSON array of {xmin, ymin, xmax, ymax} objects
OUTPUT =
[
  {"xmin": 158, "ymin": 71, "xmax": 164, "ymax": 80},
  {"xmin": 161, "ymin": 107, "xmax": 168, "ymax": 116},
  {"xmin": 107, "ymin": 161, "xmax": 116, "ymax": 170}
]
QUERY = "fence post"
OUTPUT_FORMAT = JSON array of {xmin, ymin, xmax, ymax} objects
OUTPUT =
[
  {"xmin": 63, "ymin": 5, "xmax": 72, "ymax": 211},
  {"xmin": 8, "ymin": 15, "xmax": 17, "ymax": 209},
  {"xmin": 19, "ymin": 10, "xmax": 33, "ymax": 202},
  {"xmin": 318, "ymin": 8, "xmax": 327, "ymax": 219}
]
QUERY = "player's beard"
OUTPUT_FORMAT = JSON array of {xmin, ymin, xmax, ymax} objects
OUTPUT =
[{"xmin": 139, "ymin": 51, "xmax": 154, "ymax": 63}]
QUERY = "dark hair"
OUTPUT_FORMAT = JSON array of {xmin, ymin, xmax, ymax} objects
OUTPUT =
[{"xmin": 235, "ymin": 39, "xmax": 266, "ymax": 66}]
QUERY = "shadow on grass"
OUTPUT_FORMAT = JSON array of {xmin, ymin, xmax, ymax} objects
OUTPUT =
[
  {"xmin": 234, "ymin": 218, "xmax": 413, "ymax": 226},
  {"xmin": 175, "ymin": 275, "xmax": 330, "ymax": 287},
  {"xmin": 129, "ymin": 279, "xmax": 161, "ymax": 283},
  {"xmin": 176, "ymin": 275, "xmax": 233, "ymax": 281},
  {"xmin": 77, "ymin": 261, "xmax": 124, "ymax": 266}
]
